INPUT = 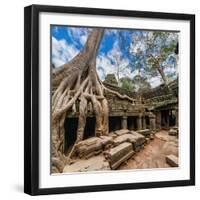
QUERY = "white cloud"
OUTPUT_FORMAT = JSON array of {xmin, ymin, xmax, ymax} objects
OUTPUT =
[
  {"xmin": 107, "ymin": 41, "xmax": 121, "ymax": 62},
  {"xmin": 96, "ymin": 55, "xmax": 114, "ymax": 80},
  {"xmin": 53, "ymin": 26, "xmax": 59, "ymax": 34},
  {"xmin": 96, "ymin": 41, "xmax": 137, "ymax": 81},
  {"xmin": 80, "ymin": 35, "xmax": 87, "ymax": 46},
  {"xmin": 52, "ymin": 27, "xmax": 91, "ymax": 68},
  {"xmin": 67, "ymin": 27, "xmax": 90, "ymax": 46},
  {"xmin": 52, "ymin": 36, "xmax": 79, "ymax": 67},
  {"xmin": 147, "ymin": 76, "xmax": 163, "ymax": 88},
  {"xmin": 97, "ymin": 49, "xmax": 162, "ymax": 89},
  {"xmin": 52, "ymin": 57, "xmax": 65, "ymax": 67},
  {"xmin": 104, "ymin": 29, "xmax": 118, "ymax": 36},
  {"xmin": 130, "ymin": 40, "xmax": 146, "ymax": 54},
  {"xmin": 164, "ymin": 65, "xmax": 176, "ymax": 75}
]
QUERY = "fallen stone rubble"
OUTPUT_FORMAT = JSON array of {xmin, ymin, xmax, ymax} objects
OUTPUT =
[
  {"xmin": 100, "ymin": 135, "xmax": 114, "ymax": 150},
  {"xmin": 115, "ymin": 129, "xmax": 131, "ymax": 136},
  {"xmin": 63, "ymin": 155, "xmax": 110, "ymax": 172},
  {"xmin": 137, "ymin": 129, "xmax": 155, "ymax": 140},
  {"xmin": 104, "ymin": 142, "xmax": 134, "ymax": 169},
  {"xmin": 63, "ymin": 129, "xmax": 179, "ymax": 172},
  {"xmin": 74, "ymin": 129, "xmax": 148, "ymax": 169},
  {"xmin": 168, "ymin": 128, "xmax": 178, "ymax": 136},
  {"xmin": 76, "ymin": 137, "xmax": 103, "ymax": 159},
  {"xmin": 137, "ymin": 129, "xmax": 151, "ymax": 137},
  {"xmin": 113, "ymin": 131, "xmax": 146, "ymax": 152}
]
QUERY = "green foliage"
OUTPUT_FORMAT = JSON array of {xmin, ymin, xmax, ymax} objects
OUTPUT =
[
  {"xmin": 121, "ymin": 78, "xmax": 135, "ymax": 92},
  {"xmin": 145, "ymin": 32, "xmax": 178, "ymax": 69},
  {"xmin": 132, "ymin": 75, "xmax": 151, "ymax": 92},
  {"xmin": 130, "ymin": 31, "xmax": 178, "ymax": 84},
  {"xmin": 104, "ymin": 74, "xmax": 118, "ymax": 85},
  {"xmin": 120, "ymin": 75, "xmax": 151, "ymax": 93}
]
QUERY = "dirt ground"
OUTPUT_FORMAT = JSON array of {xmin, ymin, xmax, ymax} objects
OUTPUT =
[
  {"xmin": 63, "ymin": 130, "xmax": 178, "ymax": 173},
  {"xmin": 119, "ymin": 130, "xmax": 178, "ymax": 170}
]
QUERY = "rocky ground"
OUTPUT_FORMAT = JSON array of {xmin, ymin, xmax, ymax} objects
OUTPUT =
[
  {"xmin": 119, "ymin": 130, "xmax": 178, "ymax": 170},
  {"xmin": 63, "ymin": 129, "xmax": 178, "ymax": 173}
]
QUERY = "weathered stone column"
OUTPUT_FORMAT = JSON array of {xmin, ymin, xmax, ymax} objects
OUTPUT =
[
  {"xmin": 137, "ymin": 115, "xmax": 142, "ymax": 130},
  {"xmin": 121, "ymin": 116, "xmax": 127, "ymax": 129},
  {"xmin": 166, "ymin": 110, "xmax": 169, "ymax": 129},
  {"xmin": 175, "ymin": 107, "xmax": 178, "ymax": 127},
  {"xmin": 156, "ymin": 111, "xmax": 162, "ymax": 130},
  {"xmin": 149, "ymin": 112, "xmax": 156, "ymax": 131},
  {"xmin": 142, "ymin": 116, "xmax": 146, "ymax": 129}
]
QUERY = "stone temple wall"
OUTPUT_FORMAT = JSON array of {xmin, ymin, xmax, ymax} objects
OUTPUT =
[{"xmin": 64, "ymin": 78, "xmax": 178, "ymax": 151}]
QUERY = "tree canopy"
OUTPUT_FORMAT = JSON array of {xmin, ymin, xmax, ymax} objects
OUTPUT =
[{"xmin": 129, "ymin": 31, "xmax": 178, "ymax": 85}]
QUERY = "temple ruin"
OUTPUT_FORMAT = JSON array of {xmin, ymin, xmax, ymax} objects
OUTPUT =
[
  {"xmin": 52, "ymin": 74, "xmax": 178, "ymax": 173},
  {"xmin": 51, "ymin": 28, "xmax": 179, "ymax": 173}
]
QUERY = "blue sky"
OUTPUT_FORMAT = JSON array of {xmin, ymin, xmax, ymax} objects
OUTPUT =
[{"xmin": 51, "ymin": 26, "xmax": 178, "ymax": 88}]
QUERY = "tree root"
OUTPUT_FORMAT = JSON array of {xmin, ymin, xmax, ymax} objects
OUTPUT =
[
  {"xmin": 52, "ymin": 73, "xmax": 137, "ymax": 171},
  {"xmin": 103, "ymin": 85, "xmax": 136, "ymax": 104}
]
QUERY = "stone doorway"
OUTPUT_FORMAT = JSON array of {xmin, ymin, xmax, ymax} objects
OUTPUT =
[
  {"xmin": 64, "ymin": 116, "xmax": 96, "ymax": 152},
  {"xmin": 169, "ymin": 110, "xmax": 176, "ymax": 127},
  {"xmin": 109, "ymin": 116, "xmax": 121, "ymax": 132},
  {"xmin": 83, "ymin": 117, "xmax": 96, "ymax": 139},
  {"xmin": 161, "ymin": 110, "xmax": 170, "ymax": 129},
  {"xmin": 127, "ymin": 116, "xmax": 137, "ymax": 130},
  {"xmin": 145, "ymin": 116, "xmax": 150, "ymax": 129},
  {"xmin": 64, "ymin": 117, "xmax": 78, "ymax": 152}
]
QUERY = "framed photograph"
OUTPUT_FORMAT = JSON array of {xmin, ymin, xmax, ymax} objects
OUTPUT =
[{"xmin": 24, "ymin": 4, "xmax": 195, "ymax": 195}]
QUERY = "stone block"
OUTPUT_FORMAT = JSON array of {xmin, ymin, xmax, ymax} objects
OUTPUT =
[
  {"xmin": 104, "ymin": 142, "xmax": 134, "ymax": 169},
  {"xmin": 63, "ymin": 155, "xmax": 110, "ymax": 172},
  {"xmin": 137, "ymin": 129, "xmax": 151, "ymax": 137},
  {"xmin": 134, "ymin": 145, "xmax": 141, "ymax": 152},
  {"xmin": 166, "ymin": 155, "xmax": 178, "ymax": 167},
  {"xmin": 113, "ymin": 131, "xmax": 146, "ymax": 152},
  {"xmin": 173, "ymin": 126, "xmax": 178, "ymax": 130},
  {"xmin": 109, "ymin": 132, "xmax": 118, "ymax": 139},
  {"xmin": 111, "ymin": 150, "xmax": 134, "ymax": 169},
  {"xmin": 150, "ymin": 134, "xmax": 154, "ymax": 140},
  {"xmin": 76, "ymin": 137, "xmax": 103, "ymax": 158},
  {"xmin": 115, "ymin": 129, "xmax": 130, "ymax": 136},
  {"xmin": 145, "ymin": 138, "xmax": 150, "ymax": 144},
  {"xmin": 113, "ymin": 134, "xmax": 131, "ymax": 145},
  {"xmin": 100, "ymin": 136, "xmax": 114, "ymax": 146},
  {"xmin": 129, "ymin": 131, "xmax": 146, "ymax": 146},
  {"xmin": 100, "ymin": 136, "xmax": 114, "ymax": 150},
  {"xmin": 104, "ymin": 142, "xmax": 132, "ymax": 163},
  {"xmin": 169, "ymin": 129, "xmax": 178, "ymax": 136},
  {"xmin": 77, "ymin": 137, "xmax": 102, "ymax": 147}
]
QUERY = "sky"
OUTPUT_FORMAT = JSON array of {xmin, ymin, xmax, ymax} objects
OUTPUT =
[{"xmin": 51, "ymin": 25, "xmax": 178, "ymax": 88}]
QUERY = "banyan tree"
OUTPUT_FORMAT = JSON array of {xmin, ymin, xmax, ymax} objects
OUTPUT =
[{"xmin": 51, "ymin": 28, "xmax": 135, "ymax": 173}]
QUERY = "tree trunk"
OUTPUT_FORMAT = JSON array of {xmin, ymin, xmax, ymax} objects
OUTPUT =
[
  {"xmin": 149, "ymin": 54, "xmax": 167, "ymax": 85},
  {"xmin": 156, "ymin": 65, "xmax": 167, "ymax": 85}
]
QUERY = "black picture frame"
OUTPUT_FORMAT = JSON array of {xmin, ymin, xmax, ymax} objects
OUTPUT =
[{"xmin": 24, "ymin": 4, "xmax": 195, "ymax": 195}]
